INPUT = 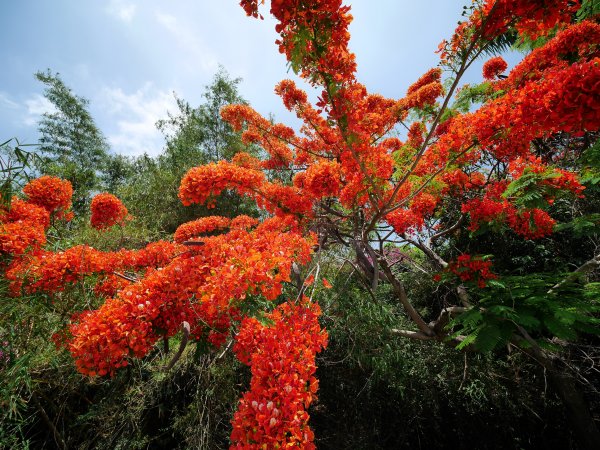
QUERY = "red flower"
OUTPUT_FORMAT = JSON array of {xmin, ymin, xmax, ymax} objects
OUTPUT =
[
  {"xmin": 23, "ymin": 176, "xmax": 73, "ymax": 216},
  {"xmin": 90, "ymin": 193, "xmax": 129, "ymax": 230},
  {"xmin": 447, "ymin": 255, "xmax": 498, "ymax": 288},
  {"xmin": 482, "ymin": 57, "xmax": 508, "ymax": 80}
]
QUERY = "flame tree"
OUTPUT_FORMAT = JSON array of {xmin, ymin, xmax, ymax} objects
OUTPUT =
[{"xmin": 2, "ymin": 1, "xmax": 600, "ymax": 448}]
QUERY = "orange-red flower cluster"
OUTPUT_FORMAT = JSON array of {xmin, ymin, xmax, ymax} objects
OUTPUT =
[
  {"xmin": 303, "ymin": 160, "xmax": 342, "ymax": 198},
  {"xmin": 90, "ymin": 193, "xmax": 129, "ymax": 230},
  {"xmin": 179, "ymin": 161, "xmax": 265, "ymax": 208},
  {"xmin": 441, "ymin": 0, "xmax": 578, "ymax": 63},
  {"xmin": 240, "ymin": 0, "xmax": 356, "ymax": 87},
  {"xmin": 479, "ymin": 0, "xmax": 578, "ymax": 41},
  {"xmin": 0, "ymin": 177, "xmax": 74, "ymax": 258},
  {"xmin": 231, "ymin": 299, "xmax": 327, "ymax": 448},
  {"xmin": 386, "ymin": 208, "xmax": 423, "ymax": 235},
  {"xmin": 6, "ymin": 199, "xmax": 51, "ymax": 229},
  {"xmin": 93, "ymin": 274, "xmax": 132, "ymax": 298},
  {"xmin": 0, "ymin": 221, "xmax": 46, "ymax": 256},
  {"xmin": 66, "ymin": 217, "xmax": 314, "ymax": 376},
  {"xmin": 460, "ymin": 179, "xmax": 559, "ymax": 240},
  {"xmin": 482, "ymin": 56, "xmax": 508, "ymax": 80},
  {"xmin": 179, "ymin": 160, "xmax": 313, "ymax": 219},
  {"xmin": 22, "ymin": 175, "xmax": 73, "ymax": 217},
  {"xmin": 6, "ymin": 241, "xmax": 182, "ymax": 295},
  {"xmin": 174, "ymin": 216, "xmax": 231, "ymax": 243}
]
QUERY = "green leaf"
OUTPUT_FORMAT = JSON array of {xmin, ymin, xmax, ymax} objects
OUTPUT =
[
  {"xmin": 455, "ymin": 332, "xmax": 478, "ymax": 350},
  {"xmin": 487, "ymin": 305, "xmax": 517, "ymax": 320},
  {"xmin": 474, "ymin": 324, "xmax": 503, "ymax": 352},
  {"xmin": 514, "ymin": 313, "xmax": 541, "ymax": 329},
  {"xmin": 543, "ymin": 316, "xmax": 577, "ymax": 340},
  {"xmin": 555, "ymin": 214, "xmax": 600, "ymax": 237}
]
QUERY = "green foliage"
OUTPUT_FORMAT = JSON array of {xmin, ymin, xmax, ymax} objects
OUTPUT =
[
  {"xmin": 502, "ymin": 167, "xmax": 562, "ymax": 209},
  {"xmin": 311, "ymin": 272, "xmax": 573, "ymax": 449},
  {"xmin": 482, "ymin": 30, "xmax": 518, "ymax": 56},
  {"xmin": 448, "ymin": 82, "xmax": 499, "ymax": 119},
  {"xmin": 576, "ymin": 0, "xmax": 600, "ymax": 21},
  {"xmin": 34, "ymin": 70, "xmax": 110, "ymax": 212},
  {"xmin": 157, "ymin": 67, "xmax": 248, "ymax": 165},
  {"xmin": 580, "ymin": 138, "xmax": 600, "ymax": 185},
  {"xmin": 0, "ymin": 138, "xmax": 39, "ymax": 207},
  {"xmin": 450, "ymin": 275, "xmax": 600, "ymax": 352},
  {"xmin": 119, "ymin": 69, "xmax": 258, "ymax": 233},
  {"xmin": 555, "ymin": 213, "xmax": 600, "ymax": 237},
  {"xmin": 100, "ymin": 153, "xmax": 137, "ymax": 194}
]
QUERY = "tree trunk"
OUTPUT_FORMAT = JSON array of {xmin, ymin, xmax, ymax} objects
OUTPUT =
[
  {"xmin": 547, "ymin": 366, "xmax": 600, "ymax": 450},
  {"xmin": 524, "ymin": 344, "xmax": 600, "ymax": 450}
]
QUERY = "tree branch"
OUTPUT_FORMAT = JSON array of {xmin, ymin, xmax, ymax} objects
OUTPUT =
[
  {"xmin": 379, "ymin": 258, "xmax": 434, "ymax": 336},
  {"xmin": 164, "ymin": 321, "xmax": 191, "ymax": 371}
]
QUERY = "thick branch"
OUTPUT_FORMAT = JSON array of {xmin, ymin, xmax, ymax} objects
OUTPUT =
[
  {"xmin": 391, "ymin": 329, "xmax": 436, "ymax": 340},
  {"xmin": 429, "ymin": 306, "xmax": 467, "ymax": 335},
  {"xmin": 429, "ymin": 214, "xmax": 465, "ymax": 245},
  {"xmin": 404, "ymin": 236, "xmax": 448, "ymax": 270},
  {"xmin": 379, "ymin": 258, "xmax": 434, "ymax": 336}
]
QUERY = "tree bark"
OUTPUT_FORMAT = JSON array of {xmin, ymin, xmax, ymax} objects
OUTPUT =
[
  {"xmin": 548, "ymin": 367, "xmax": 600, "ymax": 450},
  {"xmin": 521, "ymin": 338, "xmax": 600, "ymax": 450}
]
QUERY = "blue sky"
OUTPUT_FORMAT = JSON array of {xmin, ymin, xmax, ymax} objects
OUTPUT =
[{"xmin": 0, "ymin": 1, "xmax": 520, "ymax": 157}]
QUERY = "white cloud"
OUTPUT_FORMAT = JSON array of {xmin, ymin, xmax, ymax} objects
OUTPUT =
[
  {"xmin": 101, "ymin": 83, "xmax": 177, "ymax": 156},
  {"xmin": 0, "ymin": 92, "xmax": 19, "ymax": 109},
  {"xmin": 154, "ymin": 11, "xmax": 218, "ymax": 73},
  {"xmin": 23, "ymin": 94, "xmax": 57, "ymax": 126},
  {"xmin": 106, "ymin": 0, "xmax": 137, "ymax": 23}
]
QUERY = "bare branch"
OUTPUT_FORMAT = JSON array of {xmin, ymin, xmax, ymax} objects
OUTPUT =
[
  {"xmin": 165, "ymin": 321, "xmax": 191, "ymax": 371},
  {"xmin": 549, "ymin": 253, "xmax": 600, "ymax": 294},
  {"xmin": 379, "ymin": 258, "xmax": 434, "ymax": 336},
  {"xmin": 391, "ymin": 329, "xmax": 437, "ymax": 340},
  {"xmin": 112, "ymin": 271, "xmax": 137, "ymax": 283}
]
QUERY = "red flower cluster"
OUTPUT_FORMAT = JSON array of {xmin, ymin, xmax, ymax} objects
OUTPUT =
[
  {"xmin": 180, "ymin": 160, "xmax": 313, "ymax": 219},
  {"xmin": 386, "ymin": 208, "xmax": 422, "ymax": 235},
  {"xmin": 385, "ymin": 192, "xmax": 439, "ymax": 236},
  {"xmin": 461, "ymin": 179, "xmax": 558, "ymax": 240},
  {"xmin": 507, "ymin": 208, "xmax": 556, "ymax": 240},
  {"xmin": 508, "ymin": 156, "xmax": 585, "ymax": 198},
  {"xmin": 442, "ymin": 0, "xmax": 577, "ymax": 63},
  {"xmin": 240, "ymin": 0, "xmax": 356, "ymax": 87},
  {"xmin": 90, "ymin": 193, "xmax": 129, "ymax": 230},
  {"xmin": 0, "ymin": 221, "xmax": 46, "ymax": 256},
  {"xmin": 93, "ymin": 274, "xmax": 132, "ymax": 298},
  {"xmin": 441, "ymin": 170, "xmax": 486, "ymax": 195},
  {"xmin": 179, "ymin": 161, "xmax": 265, "ymax": 208},
  {"xmin": 400, "ymin": 78, "xmax": 444, "ymax": 112},
  {"xmin": 482, "ymin": 56, "xmax": 508, "ymax": 80},
  {"xmin": 447, "ymin": 255, "xmax": 498, "ymax": 288},
  {"xmin": 481, "ymin": 0, "xmax": 577, "ymax": 41},
  {"xmin": 231, "ymin": 300, "xmax": 328, "ymax": 448},
  {"xmin": 6, "ymin": 199, "xmax": 51, "ymax": 229}
]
